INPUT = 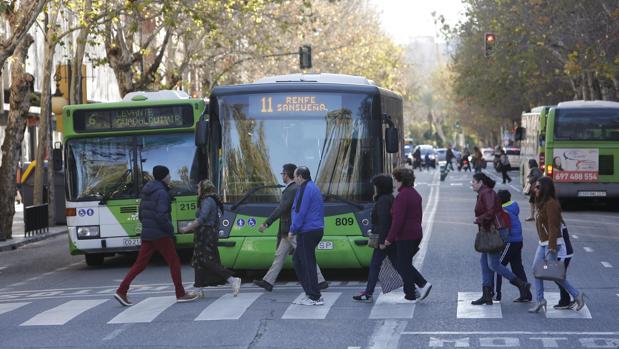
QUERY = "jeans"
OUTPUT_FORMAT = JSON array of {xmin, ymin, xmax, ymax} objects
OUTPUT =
[
  {"xmin": 293, "ymin": 230, "xmax": 324, "ymax": 301},
  {"xmin": 495, "ymin": 242, "xmax": 528, "ymax": 293},
  {"xmin": 117, "ymin": 237, "xmax": 185, "ymax": 298},
  {"xmin": 365, "ymin": 246, "xmax": 397, "ymax": 295},
  {"xmin": 532, "ymin": 245, "xmax": 580, "ymax": 302},
  {"xmin": 480, "ymin": 251, "xmax": 517, "ymax": 288},
  {"xmin": 396, "ymin": 239, "xmax": 427, "ymax": 298},
  {"xmin": 263, "ymin": 235, "xmax": 325, "ymax": 285}
]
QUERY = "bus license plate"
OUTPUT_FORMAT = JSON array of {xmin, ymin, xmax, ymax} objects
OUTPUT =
[
  {"xmin": 317, "ymin": 241, "xmax": 333, "ymax": 250},
  {"xmin": 577, "ymin": 191, "xmax": 606, "ymax": 197},
  {"xmin": 123, "ymin": 238, "xmax": 141, "ymax": 247}
]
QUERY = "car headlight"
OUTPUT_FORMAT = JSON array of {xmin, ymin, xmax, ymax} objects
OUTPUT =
[
  {"xmin": 177, "ymin": 220, "xmax": 194, "ymax": 233},
  {"xmin": 77, "ymin": 225, "xmax": 100, "ymax": 239}
]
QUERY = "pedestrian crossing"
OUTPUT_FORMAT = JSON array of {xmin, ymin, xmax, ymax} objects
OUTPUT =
[{"xmin": 0, "ymin": 291, "xmax": 596, "ymax": 327}]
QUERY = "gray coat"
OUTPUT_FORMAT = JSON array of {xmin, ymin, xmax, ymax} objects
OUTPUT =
[{"xmin": 264, "ymin": 182, "xmax": 298, "ymax": 245}]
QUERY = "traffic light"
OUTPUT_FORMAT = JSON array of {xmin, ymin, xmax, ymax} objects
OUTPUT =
[
  {"xmin": 484, "ymin": 32, "xmax": 496, "ymax": 57},
  {"xmin": 299, "ymin": 45, "xmax": 312, "ymax": 69}
]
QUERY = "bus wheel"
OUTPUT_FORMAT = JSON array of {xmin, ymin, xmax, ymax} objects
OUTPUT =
[{"xmin": 85, "ymin": 254, "xmax": 105, "ymax": 266}]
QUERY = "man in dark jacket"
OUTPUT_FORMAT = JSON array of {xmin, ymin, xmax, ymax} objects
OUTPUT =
[
  {"xmin": 253, "ymin": 164, "xmax": 327, "ymax": 292},
  {"xmin": 115, "ymin": 165, "xmax": 198, "ymax": 306}
]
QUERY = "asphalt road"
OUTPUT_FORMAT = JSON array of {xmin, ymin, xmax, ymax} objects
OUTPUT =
[{"xmin": 1, "ymin": 168, "xmax": 618, "ymax": 349}]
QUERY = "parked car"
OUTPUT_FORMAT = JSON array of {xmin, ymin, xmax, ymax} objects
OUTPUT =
[
  {"xmin": 503, "ymin": 146, "xmax": 521, "ymax": 170},
  {"xmin": 404, "ymin": 144, "xmax": 413, "ymax": 164},
  {"xmin": 481, "ymin": 147, "xmax": 495, "ymax": 163}
]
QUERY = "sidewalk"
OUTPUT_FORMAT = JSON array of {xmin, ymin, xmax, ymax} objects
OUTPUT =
[{"xmin": 0, "ymin": 203, "xmax": 67, "ymax": 252}]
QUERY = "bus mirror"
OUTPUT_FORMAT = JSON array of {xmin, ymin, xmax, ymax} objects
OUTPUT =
[
  {"xmin": 385, "ymin": 127, "xmax": 399, "ymax": 153},
  {"xmin": 52, "ymin": 148, "xmax": 63, "ymax": 172},
  {"xmin": 195, "ymin": 119, "xmax": 209, "ymax": 146},
  {"xmin": 514, "ymin": 127, "xmax": 525, "ymax": 141}
]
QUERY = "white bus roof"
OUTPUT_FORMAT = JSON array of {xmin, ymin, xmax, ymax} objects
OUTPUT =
[
  {"xmin": 556, "ymin": 100, "xmax": 619, "ymax": 109},
  {"xmin": 254, "ymin": 73, "xmax": 375, "ymax": 86},
  {"xmin": 122, "ymin": 90, "xmax": 190, "ymax": 101}
]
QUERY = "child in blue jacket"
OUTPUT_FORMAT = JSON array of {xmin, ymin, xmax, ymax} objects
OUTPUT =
[{"xmin": 494, "ymin": 190, "xmax": 532, "ymax": 302}]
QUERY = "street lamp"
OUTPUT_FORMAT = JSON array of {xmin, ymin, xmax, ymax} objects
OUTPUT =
[{"xmin": 51, "ymin": 68, "xmax": 67, "ymax": 116}]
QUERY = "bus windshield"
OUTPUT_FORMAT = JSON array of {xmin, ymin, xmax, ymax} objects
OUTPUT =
[
  {"xmin": 218, "ymin": 92, "xmax": 376, "ymax": 203},
  {"xmin": 66, "ymin": 132, "xmax": 198, "ymax": 201},
  {"xmin": 554, "ymin": 108, "xmax": 619, "ymax": 141}
]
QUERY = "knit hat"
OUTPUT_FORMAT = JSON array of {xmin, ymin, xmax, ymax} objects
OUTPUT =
[{"xmin": 153, "ymin": 165, "xmax": 170, "ymax": 181}]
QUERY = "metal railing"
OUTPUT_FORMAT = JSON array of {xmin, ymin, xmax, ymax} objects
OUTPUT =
[{"xmin": 24, "ymin": 204, "xmax": 49, "ymax": 237}]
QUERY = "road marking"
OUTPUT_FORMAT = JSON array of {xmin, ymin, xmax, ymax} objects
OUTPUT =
[
  {"xmin": 102, "ymin": 324, "xmax": 131, "ymax": 341},
  {"xmin": 415, "ymin": 170, "xmax": 440, "ymax": 272},
  {"xmin": 108, "ymin": 296, "xmax": 176, "ymax": 324},
  {"xmin": 281, "ymin": 292, "xmax": 341, "ymax": 319},
  {"xmin": 544, "ymin": 292, "xmax": 591, "ymax": 319},
  {"xmin": 572, "ymin": 234, "xmax": 579, "ymax": 239},
  {"xmin": 583, "ymin": 247, "xmax": 594, "ymax": 252},
  {"xmin": 195, "ymin": 293, "xmax": 261, "ymax": 320},
  {"xmin": 368, "ymin": 319, "xmax": 408, "ymax": 349},
  {"xmin": 449, "ymin": 182, "xmax": 463, "ymax": 186},
  {"xmin": 601, "ymin": 261, "xmax": 613, "ymax": 268},
  {"xmin": 21, "ymin": 299, "xmax": 108, "ymax": 326},
  {"xmin": 369, "ymin": 290, "xmax": 415, "ymax": 319},
  {"xmin": 457, "ymin": 292, "xmax": 502, "ymax": 318},
  {"xmin": 0, "ymin": 302, "xmax": 30, "ymax": 315}
]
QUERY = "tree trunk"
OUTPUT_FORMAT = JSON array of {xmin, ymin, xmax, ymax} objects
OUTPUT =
[
  {"xmin": 70, "ymin": 0, "xmax": 92, "ymax": 105},
  {"xmin": 0, "ymin": 35, "xmax": 34, "ymax": 241},
  {"xmin": 600, "ymin": 77, "xmax": 617, "ymax": 101},
  {"xmin": 587, "ymin": 72, "xmax": 602, "ymax": 100},
  {"xmin": 0, "ymin": 0, "xmax": 47, "ymax": 74},
  {"xmin": 581, "ymin": 72, "xmax": 590, "ymax": 100}
]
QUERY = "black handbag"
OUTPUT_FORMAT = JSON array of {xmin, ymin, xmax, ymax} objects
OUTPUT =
[
  {"xmin": 533, "ymin": 251, "xmax": 566, "ymax": 281},
  {"xmin": 474, "ymin": 226, "xmax": 505, "ymax": 253}
]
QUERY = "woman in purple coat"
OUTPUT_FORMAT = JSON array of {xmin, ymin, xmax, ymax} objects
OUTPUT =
[{"xmin": 384, "ymin": 167, "xmax": 432, "ymax": 302}]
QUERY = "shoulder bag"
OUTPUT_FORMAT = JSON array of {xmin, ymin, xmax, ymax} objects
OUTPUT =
[
  {"xmin": 474, "ymin": 226, "xmax": 505, "ymax": 253},
  {"xmin": 378, "ymin": 257, "xmax": 403, "ymax": 294},
  {"xmin": 533, "ymin": 251, "xmax": 566, "ymax": 281}
]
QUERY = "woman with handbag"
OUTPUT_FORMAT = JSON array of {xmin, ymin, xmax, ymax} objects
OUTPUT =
[
  {"xmin": 528, "ymin": 176, "xmax": 585, "ymax": 313},
  {"xmin": 353, "ymin": 174, "xmax": 397, "ymax": 302},
  {"xmin": 471, "ymin": 173, "xmax": 530, "ymax": 305},
  {"xmin": 179, "ymin": 179, "xmax": 241, "ymax": 297}
]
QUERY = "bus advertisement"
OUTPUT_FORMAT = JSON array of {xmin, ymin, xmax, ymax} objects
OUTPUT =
[
  {"xmin": 196, "ymin": 73, "xmax": 404, "ymax": 269},
  {"xmin": 63, "ymin": 91, "xmax": 206, "ymax": 266},
  {"xmin": 519, "ymin": 101, "xmax": 619, "ymax": 201}
]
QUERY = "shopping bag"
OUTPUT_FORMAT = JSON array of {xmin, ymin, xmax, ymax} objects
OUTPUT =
[
  {"xmin": 533, "ymin": 252, "xmax": 566, "ymax": 282},
  {"xmin": 378, "ymin": 258, "xmax": 403, "ymax": 294}
]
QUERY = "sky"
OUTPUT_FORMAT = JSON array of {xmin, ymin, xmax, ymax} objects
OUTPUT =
[{"xmin": 369, "ymin": 0, "xmax": 467, "ymax": 44}]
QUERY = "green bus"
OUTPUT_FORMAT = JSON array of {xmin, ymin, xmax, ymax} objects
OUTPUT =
[
  {"xmin": 517, "ymin": 105, "xmax": 552, "ymax": 186},
  {"xmin": 62, "ymin": 91, "xmax": 206, "ymax": 265},
  {"xmin": 195, "ymin": 73, "xmax": 403, "ymax": 269},
  {"xmin": 519, "ymin": 101, "xmax": 619, "ymax": 201}
]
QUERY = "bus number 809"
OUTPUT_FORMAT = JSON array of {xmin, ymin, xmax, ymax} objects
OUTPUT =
[{"xmin": 335, "ymin": 217, "xmax": 355, "ymax": 226}]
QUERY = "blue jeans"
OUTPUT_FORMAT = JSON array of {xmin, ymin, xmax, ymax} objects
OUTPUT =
[
  {"xmin": 532, "ymin": 245, "xmax": 580, "ymax": 302},
  {"xmin": 365, "ymin": 246, "xmax": 397, "ymax": 295},
  {"xmin": 293, "ymin": 230, "xmax": 324, "ymax": 301},
  {"xmin": 480, "ymin": 251, "xmax": 517, "ymax": 287}
]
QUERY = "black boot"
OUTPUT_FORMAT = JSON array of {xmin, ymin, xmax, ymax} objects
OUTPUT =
[
  {"xmin": 510, "ymin": 277, "xmax": 532, "ymax": 301},
  {"xmin": 471, "ymin": 286, "xmax": 494, "ymax": 305}
]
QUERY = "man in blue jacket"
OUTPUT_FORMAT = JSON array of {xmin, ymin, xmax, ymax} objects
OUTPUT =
[
  {"xmin": 115, "ymin": 165, "xmax": 198, "ymax": 306},
  {"xmin": 289, "ymin": 166, "xmax": 325, "ymax": 306}
]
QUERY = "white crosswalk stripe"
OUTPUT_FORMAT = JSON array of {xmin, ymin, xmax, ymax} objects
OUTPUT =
[
  {"xmin": 544, "ymin": 292, "xmax": 592, "ymax": 319},
  {"xmin": 369, "ymin": 290, "xmax": 416, "ymax": 319},
  {"xmin": 282, "ymin": 292, "xmax": 341, "ymax": 319},
  {"xmin": 457, "ymin": 292, "xmax": 502, "ymax": 318},
  {"xmin": 21, "ymin": 300, "xmax": 107, "ymax": 326},
  {"xmin": 0, "ymin": 302, "xmax": 30, "ymax": 315},
  {"xmin": 108, "ymin": 296, "xmax": 176, "ymax": 324},
  {"xmin": 195, "ymin": 293, "xmax": 261, "ymax": 321}
]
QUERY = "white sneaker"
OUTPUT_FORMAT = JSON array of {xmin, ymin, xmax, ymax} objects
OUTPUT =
[
  {"xmin": 231, "ymin": 277, "xmax": 241, "ymax": 297},
  {"xmin": 297, "ymin": 297, "xmax": 324, "ymax": 306},
  {"xmin": 418, "ymin": 282, "xmax": 432, "ymax": 301}
]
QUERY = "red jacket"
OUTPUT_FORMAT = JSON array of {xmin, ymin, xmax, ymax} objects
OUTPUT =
[
  {"xmin": 474, "ymin": 185, "xmax": 503, "ymax": 231},
  {"xmin": 386, "ymin": 186, "xmax": 423, "ymax": 242}
]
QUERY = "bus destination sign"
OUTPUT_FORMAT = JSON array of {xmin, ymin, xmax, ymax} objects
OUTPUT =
[
  {"xmin": 74, "ymin": 105, "xmax": 194, "ymax": 132},
  {"xmin": 249, "ymin": 94, "xmax": 341, "ymax": 117}
]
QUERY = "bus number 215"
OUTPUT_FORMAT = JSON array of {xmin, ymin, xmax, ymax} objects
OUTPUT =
[{"xmin": 335, "ymin": 217, "xmax": 354, "ymax": 226}]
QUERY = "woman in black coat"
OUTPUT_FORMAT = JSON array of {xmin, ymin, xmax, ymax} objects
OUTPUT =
[{"xmin": 353, "ymin": 174, "xmax": 397, "ymax": 302}]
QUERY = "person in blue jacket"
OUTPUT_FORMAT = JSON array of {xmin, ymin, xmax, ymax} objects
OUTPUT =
[
  {"xmin": 494, "ymin": 189, "xmax": 532, "ymax": 302},
  {"xmin": 289, "ymin": 166, "xmax": 325, "ymax": 306}
]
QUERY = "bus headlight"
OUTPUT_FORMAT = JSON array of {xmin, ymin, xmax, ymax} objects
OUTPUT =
[
  {"xmin": 77, "ymin": 226, "xmax": 100, "ymax": 239},
  {"xmin": 177, "ymin": 220, "xmax": 194, "ymax": 233}
]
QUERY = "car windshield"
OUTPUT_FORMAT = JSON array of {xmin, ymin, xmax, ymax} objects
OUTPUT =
[
  {"xmin": 65, "ymin": 133, "xmax": 199, "ymax": 201},
  {"xmin": 218, "ymin": 92, "xmax": 377, "ymax": 203}
]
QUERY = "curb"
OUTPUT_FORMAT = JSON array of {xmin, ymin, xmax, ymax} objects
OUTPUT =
[{"xmin": 0, "ymin": 228, "xmax": 67, "ymax": 252}]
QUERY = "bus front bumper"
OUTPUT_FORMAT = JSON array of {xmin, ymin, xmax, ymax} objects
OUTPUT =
[{"xmin": 555, "ymin": 182, "xmax": 619, "ymax": 199}]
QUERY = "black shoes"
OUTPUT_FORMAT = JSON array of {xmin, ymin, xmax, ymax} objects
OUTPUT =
[
  {"xmin": 253, "ymin": 279, "xmax": 273, "ymax": 292},
  {"xmin": 318, "ymin": 281, "xmax": 329, "ymax": 290}
]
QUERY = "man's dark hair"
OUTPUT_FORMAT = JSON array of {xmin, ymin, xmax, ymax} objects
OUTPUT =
[
  {"xmin": 497, "ymin": 189, "xmax": 511, "ymax": 204},
  {"xmin": 283, "ymin": 163, "xmax": 297, "ymax": 179},
  {"xmin": 535, "ymin": 176, "xmax": 556, "ymax": 208},
  {"xmin": 392, "ymin": 167, "xmax": 415, "ymax": 187},
  {"xmin": 295, "ymin": 166, "xmax": 311, "ymax": 180},
  {"xmin": 371, "ymin": 174, "xmax": 393, "ymax": 200}
]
